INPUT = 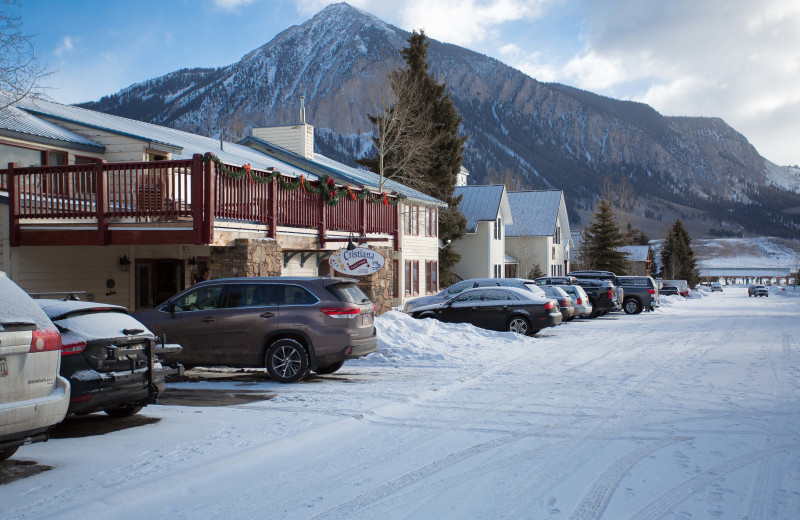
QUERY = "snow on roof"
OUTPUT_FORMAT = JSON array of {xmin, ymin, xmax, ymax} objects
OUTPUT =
[
  {"xmin": 454, "ymin": 185, "xmax": 506, "ymax": 233},
  {"xmin": 0, "ymin": 104, "xmax": 104, "ymax": 152},
  {"xmin": 617, "ymin": 245, "xmax": 651, "ymax": 262},
  {"xmin": 505, "ymin": 190, "xmax": 563, "ymax": 237},
  {"xmin": 13, "ymin": 97, "xmax": 313, "ymax": 179}
]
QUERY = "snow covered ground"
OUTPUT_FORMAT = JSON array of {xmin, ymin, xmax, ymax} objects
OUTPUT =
[{"xmin": 2, "ymin": 286, "xmax": 800, "ymax": 519}]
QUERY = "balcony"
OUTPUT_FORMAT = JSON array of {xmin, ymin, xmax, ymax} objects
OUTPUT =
[{"xmin": 1, "ymin": 153, "xmax": 399, "ymax": 248}]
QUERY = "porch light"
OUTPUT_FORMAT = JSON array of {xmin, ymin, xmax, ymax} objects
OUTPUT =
[
  {"xmin": 119, "ymin": 255, "xmax": 132, "ymax": 272},
  {"xmin": 346, "ymin": 234, "xmax": 357, "ymax": 251}
]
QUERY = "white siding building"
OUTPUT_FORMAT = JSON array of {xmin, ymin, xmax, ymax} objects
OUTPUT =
[{"xmin": 505, "ymin": 190, "xmax": 571, "ymax": 279}]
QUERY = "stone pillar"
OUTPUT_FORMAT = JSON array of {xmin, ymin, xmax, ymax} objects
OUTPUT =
[
  {"xmin": 209, "ymin": 238, "xmax": 282, "ymax": 278},
  {"xmin": 354, "ymin": 246, "xmax": 393, "ymax": 315}
]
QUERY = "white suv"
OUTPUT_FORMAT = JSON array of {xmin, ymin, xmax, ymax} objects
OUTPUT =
[{"xmin": 0, "ymin": 272, "xmax": 70, "ymax": 461}]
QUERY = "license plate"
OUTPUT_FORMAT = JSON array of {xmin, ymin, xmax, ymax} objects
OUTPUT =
[
  {"xmin": 0, "ymin": 357, "xmax": 7, "ymax": 377},
  {"xmin": 361, "ymin": 314, "xmax": 373, "ymax": 325}
]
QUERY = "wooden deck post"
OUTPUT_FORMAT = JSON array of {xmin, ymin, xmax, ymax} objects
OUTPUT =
[
  {"xmin": 359, "ymin": 196, "xmax": 366, "ymax": 237},
  {"xmin": 318, "ymin": 192, "xmax": 327, "ymax": 248},
  {"xmin": 203, "ymin": 153, "xmax": 215, "ymax": 244},
  {"xmin": 7, "ymin": 162, "xmax": 19, "ymax": 247},
  {"xmin": 393, "ymin": 203, "xmax": 400, "ymax": 251},
  {"xmin": 95, "ymin": 159, "xmax": 109, "ymax": 245},
  {"xmin": 192, "ymin": 154, "xmax": 203, "ymax": 244},
  {"xmin": 268, "ymin": 177, "xmax": 277, "ymax": 239}
]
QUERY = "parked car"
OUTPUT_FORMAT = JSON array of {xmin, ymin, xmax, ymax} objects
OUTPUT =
[
  {"xmin": 538, "ymin": 285, "xmax": 574, "ymax": 321},
  {"xmin": 570, "ymin": 277, "xmax": 623, "ymax": 318},
  {"xmin": 616, "ymin": 276, "xmax": 659, "ymax": 314},
  {"xmin": 534, "ymin": 276, "xmax": 577, "ymax": 286},
  {"xmin": 135, "ymin": 277, "xmax": 377, "ymax": 383},
  {"xmin": 557, "ymin": 284, "xmax": 593, "ymax": 318},
  {"xmin": 403, "ymin": 278, "xmax": 541, "ymax": 313},
  {"xmin": 37, "ymin": 299, "xmax": 184, "ymax": 417},
  {"xmin": 660, "ymin": 285, "xmax": 681, "ymax": 296},
  {"xmin": 660, "ymin": 279, "xmax": 689, "ymax": 297},
  {"xmin": 408, "ymin": 286, "xmax": 562, "ymax": 335},
  {"xmin": 0, "ymin": 273, "xmax": 70, "ymax": 462},
  {"xmin": 748, "ymin": 284, "xmax": 769, "ymax": 297},
  {"xmin": 710, "ymin": 282, "xmax": 723, "ymax": 292}
]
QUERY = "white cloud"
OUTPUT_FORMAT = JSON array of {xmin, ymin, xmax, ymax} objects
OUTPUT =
[
  {"xmin": 212, "ymin": 0, "xmax": 256, "ymax": 12},
  {"xmin": 53, "ymin": 36, "xmax": 74, "ymax": 57}
]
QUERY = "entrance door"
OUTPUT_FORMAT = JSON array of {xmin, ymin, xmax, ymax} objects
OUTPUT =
[{"xmin": 136, "ymin": 259, "xmax": 185, "ymax": 310}]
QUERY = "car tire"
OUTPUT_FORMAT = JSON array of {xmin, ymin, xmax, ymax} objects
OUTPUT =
[
  {"xmin": 623, "ymin": 298, "xmax": 642, "ymax": 315},
  {"xmin": 507, "ymin": 316, "xmax": 531, "ymax": 335},
  {"xmin": 314, "ymin": 361, "xmax": 345, "ymax": 375},
  {"xmin": 104, "ymin": 405, "xmax": 143, "ymax": 418},
  {"xmin": 0, "ymin": 445, "xmax": 19, "ymax": 462},
  {"xmin": 266, "ymin": 338, "xmax": 310, "ymax": 383}
]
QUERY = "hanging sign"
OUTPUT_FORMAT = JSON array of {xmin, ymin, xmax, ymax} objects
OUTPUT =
[{"xmin": 329, "ymin": 246, "xmax": 385, "ymax": 276}]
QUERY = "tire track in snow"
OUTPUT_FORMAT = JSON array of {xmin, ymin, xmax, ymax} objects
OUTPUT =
[
  {"xmin": 566, "ymin": 436, "xmax": 691, "ymax": 520},
  {"xmin": 745, "ymin": 333, "xmax": 795, "ymax": 520},
  {"xmin": 626, "ymin": 443, "xmax": 800, "ymax": 520}
]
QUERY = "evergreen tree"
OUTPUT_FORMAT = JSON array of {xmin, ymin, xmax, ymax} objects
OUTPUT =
[
  {"xmin": 623, "ymin": 222, "xmax": 650, "ymax": 245},
  {"xmin": 360, "ymin": 30, "xmax": 467, "ymax": 283},
  {"xmin": 582, "ymin": 198, "xmax": 629, "ymax": 274},
  {"xmin": 527, "ymin": 264, "xmax": 544, "ymax": 279},
  {"xmin": 659, "ymin": 220, "xmax": 699, "ymax": 285}
]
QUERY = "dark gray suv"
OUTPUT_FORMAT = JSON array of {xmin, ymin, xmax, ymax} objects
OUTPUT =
[{"xmin": 134, "ymin": 277, "xmax": 377, "ymax": 383}]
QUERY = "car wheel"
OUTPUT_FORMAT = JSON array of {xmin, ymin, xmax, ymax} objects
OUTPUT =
[
  {"xmin": 0, "ymin": 445, "xmax": 19, "ymax": 462},
  {"xmin": 266, "ymin": 338, "xmax": 310, "ymax": 383},
  {"xmin": 507, "ymin": 316, "xmax": 531, "ymax": 335},
  {"xmin": 104, "ymin": 405, "xmax": 143, "ymax": 418},
  {"xmin": 623, "ymin": 298, "xmax": 642, "ymax": 315},
  {"xmin": 315, "ymin": 361, "xmax": 345, "ymax": 375}
]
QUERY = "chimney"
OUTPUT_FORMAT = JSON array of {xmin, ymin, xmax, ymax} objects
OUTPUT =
[{"xmin": 251, "ymin": 97, "xmax": 314, "ymax": 159}]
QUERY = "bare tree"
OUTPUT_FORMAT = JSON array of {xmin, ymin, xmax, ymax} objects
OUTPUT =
[
  {"xmin": 362, "ymin": 67, "xmax": 439, "ymax": 193},
  {"xmin": 600, "ymin": 176, "xmax": 634, "ymax": 225},
  {"xmin": 0, "ymin": 1, "xmax": 49, "ymax": 111}
]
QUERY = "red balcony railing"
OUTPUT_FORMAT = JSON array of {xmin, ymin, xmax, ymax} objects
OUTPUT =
[{"xmin": 1, "ymin": 154, "xmax": 400, "ymax": 248}]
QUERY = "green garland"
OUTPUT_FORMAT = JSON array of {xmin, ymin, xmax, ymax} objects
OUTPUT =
[{"xmin": 201, "ymin": 153, "xmax": 405, "ymax": 207}]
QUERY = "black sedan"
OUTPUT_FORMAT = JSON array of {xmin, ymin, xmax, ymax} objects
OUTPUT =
[
  {"xmin": 36, "ymin": 299, "xmax": 183, "ymax": 417},
  {"xmin": 408, "ymin": 287, "xmax": 562, "ymax": 335}
]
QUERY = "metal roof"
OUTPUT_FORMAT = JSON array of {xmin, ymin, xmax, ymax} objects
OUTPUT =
[
  {"xmin": 617, "ymin": 245, "xmax": 651, "ymax": 262},
  {"xmin": 0, "ymin": 105, "xmax": 104, "ymax": 152},
  {"xmin": 505, "ymin": 190, "xmax": 563, "ymax": 237},
  {"xmin": 454, "ymin": 185, "xmax": 506, "ymax": 233},
  {"xmin": 13, "ymin": 97, "xmax": 313, "ymax": 178}
]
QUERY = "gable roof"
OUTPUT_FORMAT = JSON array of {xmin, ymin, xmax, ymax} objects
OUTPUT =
[
  {"xmin": 617, "ymin": 245, "xmax": 651, "ymax": 262},
  {"xmin": 0, "ymin": 105, "xmax": 104, "ymax": 153},
  {"xmin": 453, "ymin": 185, "xmax": 508, "ymax": 233},
  {"xmin": 506, "ymin": 190, "xmax": 564, "ymax": 237},
  {"xmin": 12, "ymin": 97, "xmax": 312, "ymax": 178},
  {"xmin": 239, "ymin": 135, "xmax": 445, "ymax": 206}
]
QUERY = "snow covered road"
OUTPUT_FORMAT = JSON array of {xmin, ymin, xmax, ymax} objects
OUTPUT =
[{"xmin": 2, "ymin": 287, "xmax": 799, "ymax": 519}]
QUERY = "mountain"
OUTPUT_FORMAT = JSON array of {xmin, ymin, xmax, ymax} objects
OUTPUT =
[{"xmin": 80, "ymin": 2, "xmax": 800, "ymax": 237}]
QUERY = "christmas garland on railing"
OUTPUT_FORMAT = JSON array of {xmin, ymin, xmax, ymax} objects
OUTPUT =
[{"xmin": 201, "ymin": 153, "xmax": 405, "ymax": 207}]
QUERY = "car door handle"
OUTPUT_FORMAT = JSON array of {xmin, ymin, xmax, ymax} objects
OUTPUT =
[
  {"xmin": 260, "ymin": 311, "xmax": 276, "ymax": 318},
  {"xmin": 200, "ymin": 317, "xmax": 215, "ymax": 323}
]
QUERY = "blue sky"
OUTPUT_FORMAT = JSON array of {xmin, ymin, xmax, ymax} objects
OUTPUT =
[{"xmin": 18, "ymin": 0, "xmax": 799, "ymax": 166}]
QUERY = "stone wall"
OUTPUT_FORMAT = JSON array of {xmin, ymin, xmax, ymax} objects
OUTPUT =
[
  {"xmin": 354, "ymin": 246, "xmax": 393, "ymax": 315},
  {"xmin": 209, "ymin": 238, "xmax": 282, "ymax": 278}
]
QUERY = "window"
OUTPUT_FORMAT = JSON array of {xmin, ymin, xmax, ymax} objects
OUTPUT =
[
  {"xmin": 494, "ymin": 264, "xmax": 502, "ymax": 278},
  {"xmin": 425, "ymin": 208, "xmax": 438, "ymax": 237},
  {"xmin": 555, "ymin": 225, "xmax": 561, "ymax": 244},
  {"xmin": 172, "ymin": 285, "xmax": 225, "ymax": 311},
  {"xmin": 405, "ymin": 260, "xmax": 420, "ymax": 295},
  {"xmin": 425, "ymin": 260, "xmax": 438, "ymax": 294},
  {"xmin": 411, "ymin": 207, "xmax": 419, "ymax": 236},
  {"xmin": 552, "ymin": 246, "xmax": 556, "ymax": 260},
  {"xmin": 225, "ymin": 284, "xmax": 278, "ymax": 308},
  {"xmin": 277, "ymin": 284, "xmax": 319, "ymax": 305},
  {"xmin": 495, "ymin": 218, "xmax": 502, "ymax": 240}
]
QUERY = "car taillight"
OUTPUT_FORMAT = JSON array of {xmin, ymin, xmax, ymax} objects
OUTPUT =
[
  {"xmin": 544, "ymin": 301, "xmax": 554, "ymax": 310},
  {"xmin": 561, "ymin": 298, "xmax": 568, "ymax": 306},
  {"xmin": 61, "ymin": 340, "xmax": 87, "ymax": 356},
  {"xmin": 320, "ymin": 307, "xmax": 361, "ymax": 318},
  {"xmin": 608, "ymin": 289, "xmax": 613, "ymax": 299},
  {"xmin": 576, "ymin": 297, "xmax": 583, "ymax": 305},
  {"xmin": 648, "ymin": 289, "xmax": 655, "ymax": 294},
  {"xmin": 29, "ymin": 328, "xmax": 61, "ymax": 353}
]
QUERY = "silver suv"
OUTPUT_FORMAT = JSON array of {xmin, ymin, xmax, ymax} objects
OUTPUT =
[
  {"xmin": 0, "ymin": 273, "xmax": 70, "ymax": 461},
  {"xmin": 135, "ymin": 277, "xmax": 377, "ymax": 383}
]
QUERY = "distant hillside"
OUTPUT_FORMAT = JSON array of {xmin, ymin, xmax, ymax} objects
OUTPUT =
[{"xmin": 81, "ymin": 2, "xmax": 800, "ymax": 238}]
